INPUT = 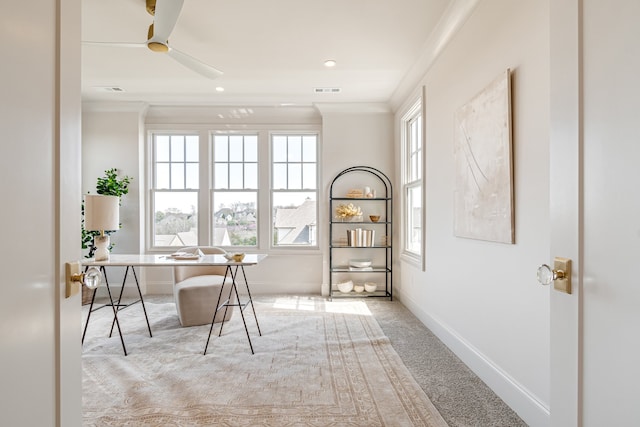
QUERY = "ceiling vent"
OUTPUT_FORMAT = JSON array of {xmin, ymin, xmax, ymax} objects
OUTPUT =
[
  {"xmin": 314, "ymin": 87, "xmax": 341, "ymax": 94},
  {"xmin": 94, "ymin": 86, "xmax": 126, "ymax": 93}
]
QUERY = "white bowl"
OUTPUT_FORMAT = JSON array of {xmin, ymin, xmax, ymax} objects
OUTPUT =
[
  {"xmin": 354, "ymin": 284, "xmax": 365, "ymax": 293},
  {"xmin": 349, "ymin": 259, "xmax": 372, "ymax": 268},
  {"xmin": 337, "ymin": 280, "xmax": 354, "ymax": 293},
  {"xmin": 364, "ymin": 282, "xmax": 377, "ymax": 292}
]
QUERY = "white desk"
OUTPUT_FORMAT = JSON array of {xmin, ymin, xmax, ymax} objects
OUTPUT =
[{"xmin": 82, "ymin": 254, "xmax": 267, "ymax": 355}]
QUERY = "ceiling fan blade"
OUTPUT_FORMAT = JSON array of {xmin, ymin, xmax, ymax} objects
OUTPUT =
[
  {"xmin": 167, "ymin": 47, "xmax": 224, "ymax": 79},
  {"xmin": 82, "ymin": 41, "xmax": 147, "ymax": 49},
  {"xmin": 150, "ymin": 0, "xmax": 185, "ymax": 42}
]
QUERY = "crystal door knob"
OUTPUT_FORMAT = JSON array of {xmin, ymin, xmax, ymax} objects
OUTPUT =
[{"xmin": 536, "ymin": 264, "xmax": 566, "ymax": 286}]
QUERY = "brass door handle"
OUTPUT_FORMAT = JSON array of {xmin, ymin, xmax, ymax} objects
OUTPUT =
[{"xmin": 536, "ymin": 257, "xmax": 572, "ymax": 294}]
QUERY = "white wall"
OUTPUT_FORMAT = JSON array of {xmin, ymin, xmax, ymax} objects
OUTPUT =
[
  {"xmin": 394, "ymin": 1, "xmax": 550, "ymax": 425},
  {"xmin": 319, "ymin": 106, "xmax": 395, "ymax": 292},
  {"xmin": 82, "ymin": 107, "xmax": 145, "ymax": 294},
  {"xmin": 80, "ymin": 104, "xmax": 393, "ymax": 296}
]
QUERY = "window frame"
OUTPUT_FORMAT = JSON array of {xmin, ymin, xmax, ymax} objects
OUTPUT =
[
  {"xmin": 150, "ymin": 132, "xmax": 201, "ymax": 249},
  {"xmin": 211, "ymin": 133, "xmax": 260, "ymax": 249},
  {"xmin": 401, "ymin": 98, "xmax": 425, "ymax": 267},
  {"xmin": 270, "ymin": 132, "xmax": 320, "ymax": 249},
  {"xmin": 145, "ymin": 125, "xmax": 322, "ymax": 254}
]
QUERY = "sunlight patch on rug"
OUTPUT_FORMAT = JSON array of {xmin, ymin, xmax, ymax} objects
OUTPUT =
[{"xmin": 82, "ymin": 296, "xmax": 448, "ymax": 426}]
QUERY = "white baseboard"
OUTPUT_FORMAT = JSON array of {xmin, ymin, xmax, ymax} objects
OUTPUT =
[{"xmin": 396, "ymin": 289, "xmax": 550, "ymax": 427}]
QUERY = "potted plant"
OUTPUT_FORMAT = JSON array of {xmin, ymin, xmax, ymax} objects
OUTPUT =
[{"xmin": 81, "ymin": 168, "xmax": 132, "ymax": 303}]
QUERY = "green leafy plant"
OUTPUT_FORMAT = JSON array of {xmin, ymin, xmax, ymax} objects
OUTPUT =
[{"xmin": 82, "ymin": 168, "xmax": 132, "ymax": 258}]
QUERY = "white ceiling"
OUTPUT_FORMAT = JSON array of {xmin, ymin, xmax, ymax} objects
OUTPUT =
[{"xmin": 81, "ymin": 0, "xmax": 452, "ymax": 107}]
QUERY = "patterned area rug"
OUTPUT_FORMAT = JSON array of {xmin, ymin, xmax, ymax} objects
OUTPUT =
[{"xmin": 82, "ymin": 295, "xmax": 448, "ymax": 426}]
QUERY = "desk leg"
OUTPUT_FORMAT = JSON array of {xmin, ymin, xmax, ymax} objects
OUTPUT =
[
  {"xmin": 102, "ymin": 267, "xmax": 128, "ymax": 356},
  {"xmin": 231, "ymin": 266, "xmax": 255, "ymax": 354},
  {"xmin": 204, "ymin": 267, "xmax": 233, "ymax": 355},
  {"xmin": 108, "ymin": 266, "xmax": 128, "ymax": 338},
  {"xmin": 204, "ymin": 265, "xmax": 258, "ymax": 355},
  {"xmin": 239, "ymin": 265, "xmax": 261, "ymax": 336},
  {"xmin": 131, "ymin": 266, "xmax": 153, "ymax": 338},
  {"xmin": 217, "ymin": 266, "xmax": 235, "ymax": 338},
  {"xmin": 81, "ymin": 286, "xmax": 98, "ymax": 344}
]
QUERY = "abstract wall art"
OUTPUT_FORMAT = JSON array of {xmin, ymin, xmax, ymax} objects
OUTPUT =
[{"xmin": 453, "ymin": 69, "xmax": 514, "ymax": 244}]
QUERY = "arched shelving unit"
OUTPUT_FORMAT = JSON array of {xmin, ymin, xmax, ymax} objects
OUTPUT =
[{"xmin": 328, "ymin": 166, "xmax": 392, "ymax": 300}]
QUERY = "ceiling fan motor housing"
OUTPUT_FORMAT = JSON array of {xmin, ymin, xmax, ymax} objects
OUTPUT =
[{"xmin": 147, "ymin": 24, "xmax": 169, "ymax": 52}]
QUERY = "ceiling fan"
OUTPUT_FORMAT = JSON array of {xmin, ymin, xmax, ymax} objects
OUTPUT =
[{"xmin": 84, "ymin": 0, "xmax": 223, "ymax": 79}]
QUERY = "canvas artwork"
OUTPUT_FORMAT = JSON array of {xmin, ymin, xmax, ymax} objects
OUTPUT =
[{"xmin": 453, "ymin": 69, "xmax": 513, "ymax": 244}]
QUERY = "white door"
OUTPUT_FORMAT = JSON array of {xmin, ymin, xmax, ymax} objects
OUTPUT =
[
  {"xmin": 550, "ymin": 1, "xmax": 640, "ymax": 426},
  {"xmin": 0, "ymin": 0, "xmax": 82, "ymax": 425}
]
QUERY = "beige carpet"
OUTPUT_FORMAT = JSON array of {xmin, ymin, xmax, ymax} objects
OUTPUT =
[{"xmin": 82, "ymin": 295, "xmax": 448, "ymax": 426}]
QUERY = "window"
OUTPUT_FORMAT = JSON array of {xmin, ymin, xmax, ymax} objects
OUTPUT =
[
  {"xmin": 148, "ymin": 128, "xmax": 320, "ymax": 251},
  {"xmin": 212, "ymin": 135, "xmax": 258, "ymax": 247},
  {"xmin": 152, "ymin": 134, "xmax": 199, "ymax": 247},
  {"xmin": 271, "ymin": 134, "xmax": 318, "ymax": 247},
  {"xmin": 403, "ymin": 102, "xmax": 423, "ymax": 257}
]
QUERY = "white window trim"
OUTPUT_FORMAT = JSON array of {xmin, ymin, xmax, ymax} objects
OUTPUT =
[
  {"xmin": 400, "ymin": 94, "xmax": 426, "ymax": 270},
  {"xmin": 145, "ymin": 124, "xmax": 322, "ymax": 255},
  {"xmin": 269, "ymin": 131, "xmax": 320, "ymax": 250}
]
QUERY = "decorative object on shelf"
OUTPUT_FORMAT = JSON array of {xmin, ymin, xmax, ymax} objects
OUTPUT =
[
  {"xmin": 335, "ymin": 203, "xmax": 363, "ymax": 221},
  {"xmin": 369, "ymin": 215, "xmax": 380, "ymax": 222},
  {"xmin": 349, "ymin": 259, "xmax": 373, "ymax": 271},
  {"xmin": 346, "ymin": 189, "xmax": 364, "ymax": 198},
  {"xmin": 346, "ymin": 228, "xmax": 375, "ymax": 247},
  {"xmin": 84, "ymin": 195, "xmax": 120, "ymax": 261},
  {"xmin": 354, "ymin": 284, "xmax": 365, "ymax": 293},
  {"xmin": 337, "ymin": 280, "xmax": 354, "ymax": 293},
  {"xmin": 364, "ymin": 282, "xmax": 377, "ymax": 292},
  {"xmin": 349, "ymin": 259, "xmax": 372, "ymax": 268}
]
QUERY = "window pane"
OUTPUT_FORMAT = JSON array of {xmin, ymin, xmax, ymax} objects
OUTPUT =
[
  {"xmin": 156, "ymin": 136, "xmax": 170, "ymax": 162},
  {"xmin": 273, "ymin": 192, "xmax": 316, "ymax": 246},
  {"xmin": 215, "ymin": 163, "xmax": 228, "ymax": 189},
  {"xmin": 407, "ymin": 185, "xmax": 422, "ymax": 253},
  {"xmin": 273, "ymin": 163, "xmax": 287, "ymax": 189},
  {"xmin": 212, "ymin": 191, "xmax": 257, "ymax": 247},
  {"xmin": 229, "ymin": 136, "xmax": 243, "ymax": 162},
  {"xmin": 288, "ymin": 136, "xmax": 302, "ymax": 161},
  {"xmin": 273, "ymin": 136, "xmax": 287, "ymax": 162},
  {"xmin": 153, "ymin": 192, "xmax": 198, "ymax": 247},
  {"xmin": 245, "ymin": 136, "xmax": 258, "ymax": 162},
  {"xmin": 214, "ymin": 136, "xmax": 228, "ymax": 162},
  {"xmin": 288, "ymin": 164, "xmax": 302, "ymax": 189},
  {"xmin": 302, "ymin": 136, "xmax": 316, "ymax": 162},
  {"xmin": 171, "ymin": 136, "xmax": 184, "ymax": 161},
  {"xmin": 185, "ymin": 136, "xmax": 199, "ymax": 162},
  {"xmin": 185, "ymin": 163, "xmax": 199, "ymax": 189},
  {"xmin": 302, "ymin": 164, "xmax": 316, "ymax": 189},
  {"xmin": 245, "ymin": 163, "xmax": 258, "ymax": 189},
  {"xmin": 229, "ymin": 163, "xmax": 243, "ymax": 189},
  {"xmin": 171, "ymin": 163, "xmax": 184, "ymax": 189},
  {"xmin": 156, "ymin": 163, "xmax": 170, "ymax": 189}
]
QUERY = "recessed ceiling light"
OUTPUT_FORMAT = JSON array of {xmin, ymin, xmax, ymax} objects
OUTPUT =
[
  {"xmin": 314, "ymin": 87, "xmax": 341, "ymax": 93},
  {"xmin": 215, "ymin": 86, "xmax": 225, "ymax": 92},
  {"xmin": 324, "ymin": 59, "xmax": 337, "ymax": 67}
]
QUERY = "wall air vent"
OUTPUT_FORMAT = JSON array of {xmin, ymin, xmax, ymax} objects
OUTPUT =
[
  {"xmin": 314, "ymin": 87, "xmax": 341, "ymax": 93},
  {"xmin": 94, "ymin": 86, "xmax": 126, "ymax": 93}
]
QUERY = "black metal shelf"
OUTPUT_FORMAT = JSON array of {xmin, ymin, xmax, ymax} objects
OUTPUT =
[
  {"xmin": 331, "ymin": 267, "xmax": 391, "ymax": 273},
  {"xmin": 328, "ymin": 166, "xmax": 392, "ymax": 301}
]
